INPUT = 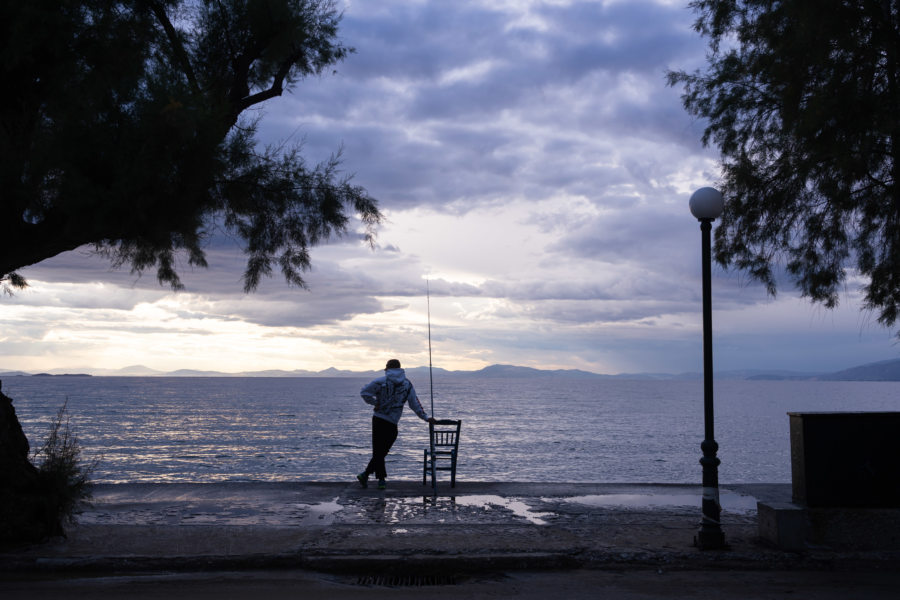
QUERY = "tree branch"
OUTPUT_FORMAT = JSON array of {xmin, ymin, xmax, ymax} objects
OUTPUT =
[
  {"xmin": 235, "ymin": 50, "xmax": 302, "ymax": 113},
  {"xmin": 149, "ymin": 1, "xmax": 201, "ymax": 96}
]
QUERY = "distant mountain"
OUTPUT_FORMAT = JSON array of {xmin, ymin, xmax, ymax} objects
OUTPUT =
[
  {"xmin": 1, "ymin": 371, "xmax": 91, "ymax": 377},
  {"xmin": 464, "ymin": 364, "xmax": 607, "ymax": 379},
  {"xmin": 736, "ymin": 369, "xmax": 823, "ymax": 381},
  {"xmin": 820, "ymin": 358, "xmax": 900, "ymax": 381},
  {"xmin": 400, "ymin": 366, "xmax": 453, "ymax": 380},
  {"xmin": 3, "ymin": 359, "xmax": 900, "ymax": 380},
  {"xmin": 96, "ymin": 365, "xmax": 167, "ymax": 376},
  {"xmin": 166, "ymin": 369, "xmax": 242, "ymax": 377},
  {"xmin": 744, "ymin": 373, "xmax": 815, "ymax": 381},
  {"xmin": 731, "ymin": 360, "xmax": 900, "ymax": 381},
  {"xmin": 239, "ymin": 369, "xmax": 320, "ymax": 377},
  {"xmin": 0, "ymin": 371, "xmax": 31, "ymax": 378},
  {"xmin": 31, "ymin": 373, "xmax": 92, "ymax": 377},
  {"xmin": 315, "ymin": 367, "xmax": 379, "ymax": 378}
]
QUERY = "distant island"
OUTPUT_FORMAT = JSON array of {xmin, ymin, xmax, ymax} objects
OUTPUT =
[
  {"xmin": 3, "ymin": 358, "xmax": 900, "ymax": 381},
  {"xmin": 31, "ymin": 373, "xmax": 93, "ymax": 377}
]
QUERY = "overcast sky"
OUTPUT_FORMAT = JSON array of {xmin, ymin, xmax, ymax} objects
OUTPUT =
[{"xmin": 3, "ymin": 0, "xmax": 897, "ymax": 375}]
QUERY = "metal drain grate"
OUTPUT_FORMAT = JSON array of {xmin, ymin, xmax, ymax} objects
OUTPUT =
[{"xmin": 355, "ymin": 574, "xmax": 459, "ymax": 587}]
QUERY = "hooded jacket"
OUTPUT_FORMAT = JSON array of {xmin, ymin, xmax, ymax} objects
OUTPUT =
[{"xmin": 360, "ymin": 368, "xmax": 429, "ymax": 425}]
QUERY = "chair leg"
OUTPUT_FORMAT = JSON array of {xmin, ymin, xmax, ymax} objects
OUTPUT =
[
  {"xmin": 422, "ymin": 449, "xmax": 427, "ymax": 486},
  {"xmin": 450, "ymin": 450, "xmax": 457, "ymax": 488}
]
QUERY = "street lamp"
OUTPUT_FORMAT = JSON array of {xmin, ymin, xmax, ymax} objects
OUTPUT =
[{"xmin": 689, "ymin": 187, "xmax": 727, "ymax": 550}]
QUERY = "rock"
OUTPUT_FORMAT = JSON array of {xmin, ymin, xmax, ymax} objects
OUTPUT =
[
  {"xmin": 0, "ymin": 380, "xmax": 61, "ymax": 544},
  {"xmin": 0, "ymin": 380, "xmax": 37, "ymax": 481}
]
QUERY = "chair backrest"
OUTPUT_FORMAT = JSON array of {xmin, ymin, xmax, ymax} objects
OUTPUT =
[{"xmin": 429, "ymin": 419, "xmax": 461, "ymax": 450}]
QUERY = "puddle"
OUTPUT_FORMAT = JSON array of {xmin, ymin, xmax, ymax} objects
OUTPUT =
[
  {"xmin": 559, "ymin": 490, "xmax": 758, "ymax": 514},
  {"xmin": 306, "ymin": 496, "xmax": 343, "ymax": 524},
  {"xmin": 455, "ymin": 495, "xmax": 554, "ymax": 525},
  {"xmin": 344, "ymin": 495, "xmax": 555, "ymax": 525}
]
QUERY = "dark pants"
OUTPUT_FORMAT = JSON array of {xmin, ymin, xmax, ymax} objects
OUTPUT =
[{"xmin": 364, "ymin": 416, "xmax": 398, "ymax": 480}]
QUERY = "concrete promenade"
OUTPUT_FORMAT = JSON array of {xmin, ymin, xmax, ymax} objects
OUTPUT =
[{"xmin": 2, "ymin": 481, "xmax": 900, "ymax": 598}]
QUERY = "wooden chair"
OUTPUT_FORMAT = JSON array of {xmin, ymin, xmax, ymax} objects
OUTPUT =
[{"xmin": 423, "ymin": 419, "xmax": 461, "ymax": 490}]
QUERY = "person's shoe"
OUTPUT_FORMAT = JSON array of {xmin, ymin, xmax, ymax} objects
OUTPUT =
[
  {"xmin": 357, "ymin": 472, "xmax": 368, "ymax": 488},
  {"xmin": 377, "ymin": 479, "xmax": 386, "ymax": 490}
]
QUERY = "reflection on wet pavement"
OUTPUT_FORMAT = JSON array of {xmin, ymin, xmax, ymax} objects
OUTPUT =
[
  {"xmin": 306, "ymin": 496, "xmax": 342, "ymax": 525},
  {"xmin": 455, "ymin": 495, "xmax": 554, "ymax": 525},
  {"xmin": 341, "ymin": 495, "xmax": 556, "ymax": 525}
]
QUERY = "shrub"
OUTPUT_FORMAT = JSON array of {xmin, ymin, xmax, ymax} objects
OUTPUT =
[{"xmin": 30, "ymin": 400, "xmax": 97, "ymax": 535}]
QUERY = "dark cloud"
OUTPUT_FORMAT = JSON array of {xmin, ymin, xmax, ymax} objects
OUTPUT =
[
  {"xmin": 181, "ymin": 294, "xmax": 386, "ymax": 328},
  {"xmin": 550, "ymin": 205, "xmax": 693, "ymax": 263},
  {"xmin": 538, "ymin": 1, "xmax": 702, "ymax": 72},
  {"xmin": 16, "ymin": 250, "xmax": 158, "ymax": 290},
  {"xmin": 254, "ymin": 0, "xmax": 712, "ymax": 213}
]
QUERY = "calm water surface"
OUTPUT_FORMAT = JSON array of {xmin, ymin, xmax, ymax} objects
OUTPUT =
[{"xmin": 5, "ymin": 376, "xmax": 900, "ymax": 484}]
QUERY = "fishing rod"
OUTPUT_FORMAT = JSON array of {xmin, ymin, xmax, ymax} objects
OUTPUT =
[{"xmin": 427, "ymin": 279, "xmax": 434, "ymax": 417}]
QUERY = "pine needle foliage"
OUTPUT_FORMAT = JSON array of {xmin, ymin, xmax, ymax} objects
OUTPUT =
[
  {"xmin": 1, "ymin": 1, "xmax": 380, "ymax": 292},
  {"xmin": 668, "ymin": 1, "xmax": 900, "ymax": 332}
]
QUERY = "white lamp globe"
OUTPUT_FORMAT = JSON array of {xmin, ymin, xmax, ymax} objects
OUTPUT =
[{"xmin": 689, "ymin": 187, "xmax": 724, "ymax": 220}]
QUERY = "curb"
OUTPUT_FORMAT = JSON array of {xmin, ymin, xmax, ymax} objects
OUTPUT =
[{"xmin": 4, "ymin": 548, "xmax": 900, "ymax": 577}]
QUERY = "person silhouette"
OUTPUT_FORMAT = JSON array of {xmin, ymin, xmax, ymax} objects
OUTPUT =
[{"xmin": 357, "ymin": 359, "xmax": 434, "ymax": 490}]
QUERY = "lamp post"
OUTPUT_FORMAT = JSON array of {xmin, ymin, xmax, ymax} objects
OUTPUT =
[{"xmin": 690, "ymin": 187, "xmax": 727, "ymax": 550}]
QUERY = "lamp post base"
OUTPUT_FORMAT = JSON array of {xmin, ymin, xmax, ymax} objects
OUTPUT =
[{"xmin": 697, "ymin": 439, "xmax": 726, "ymax": 550}]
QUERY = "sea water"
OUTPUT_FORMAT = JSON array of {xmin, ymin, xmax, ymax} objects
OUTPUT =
[{"xmin": 4, "ymin": 376, "xmax": 900, "ymax": 484}]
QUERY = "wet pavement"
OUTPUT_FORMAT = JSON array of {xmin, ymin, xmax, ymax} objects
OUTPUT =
[
  {"xmin": 64, "ymin": 481, "xmax": 760, "ymax": 528},
  {"xmin": 2, "ymin": 481, "xmax": 899, "ymax": 580}
]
